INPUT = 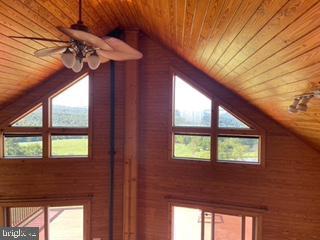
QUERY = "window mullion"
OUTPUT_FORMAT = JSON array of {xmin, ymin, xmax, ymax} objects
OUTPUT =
[
  {"xmin": 211, "ymin": 102, "xmax": 218, "ymax": 164},
  {"xmin": 242, "ymin": 216, "xmax": 246, "ymax": 240},
  {"xmin": 43, "ymin": 99, "xmax": 49, "ymax": 159},
  {"xmin": 211, "ymin": 213, "xmax": 215, "ymax": 240},
  {"xmin": 44, "ymin": 206, "xmax": 49, "ymax": 240},
  {"xmin": 0, "ymin": 131, "xmax": 3, "ymax": 158},
  {"xmin": 201, "ymin": 211, "xmax": 204, "ymax": 240},
  {"xmin": 253, "ymin": 217, "xmax": 257, "ymax": 240}
]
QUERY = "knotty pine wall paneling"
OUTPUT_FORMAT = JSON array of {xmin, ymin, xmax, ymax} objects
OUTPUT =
[{"xmin": 137, "ymin": 34, "xmax": 320, "ymax": 240}]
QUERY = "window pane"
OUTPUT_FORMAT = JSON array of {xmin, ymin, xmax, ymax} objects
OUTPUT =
[
  {"xmin": 174, "ymin": 75, "xmax": 211, "ymax": 127},
  {"xmin": 218, "ymin": 106, "xmax": 249, "ymax": 129},
  {"xmin": 214, "ymin": 214, "xmax": 242, "ymax": 240},
  {"xmin": 217, "ymin": 136, "xmax": 259, "ymax": 163},
  {"xmin": 173, "ymin": 206, "xmax": 202, "ymax": 240},
  {"xmin": 174, "ymin": 135, "xmax": 211, "ymax": 160},
  {"xmin": 4, "ymin": 136, "xmax": 42, "ymax": 158},
  {"xmin": 9, "ymin": 207, "xmax": 45, "ymax": 240},
  {"xmin": 204, "ymin": 212, "xmax": 212, "ymax": 240},
  {"xmin": 52, "ymin": 76, "xmax": 89, "ymax": 127},
  {"xmin": 245, "ymin": 216, "xmax": 253, "ymax": 240},
  {"xmin": 48, "ymin": 206, "xmax": 84, "ymax": 240},
  {"xmin": 51, "ymin": 135, "xmax": 88, "ymax": 157},
  {"xmin": 12, "ymin": 106, "xmax": 42, "ymax": 127}
]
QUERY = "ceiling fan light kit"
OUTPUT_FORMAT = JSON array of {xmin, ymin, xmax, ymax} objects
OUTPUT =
[
  {"xmin": 61, "ymin": 48, "xmax": 75, "ymax": 69},
  {"xmin": 8, "ymin": 0, "xmax": 143, "ymax": 73},
  {"xmin": 288, "ymin": 90, "xmax": 320, "ymax": 113}
]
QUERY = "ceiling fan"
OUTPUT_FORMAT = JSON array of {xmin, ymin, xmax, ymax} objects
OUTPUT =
[{"xmin": 9, "ymin": 0, "xmax": 143, "ymax": 72}]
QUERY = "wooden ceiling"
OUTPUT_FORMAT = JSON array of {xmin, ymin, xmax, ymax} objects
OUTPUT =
[{"xmin": 1, "ymin": 0, "xmax": 320, "ymax": 149}]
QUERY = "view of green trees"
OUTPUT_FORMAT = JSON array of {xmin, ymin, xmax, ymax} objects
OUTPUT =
[
  {"xmin": 13, "ymin": 106, "xmax": 42, "ymax": 127},
  {"xmin": 218, "ymin": 106, "xmax": 249, "ymax": 129},
  {"xmin": 175, "ymin": 109, "xmax": 211, "ymax": 127},
  {"xmin": 8, "ymin": 103, "xmax": 257, "ymax": 161},
  {"xmin": 52, "ymin": 105, "xmax": 88, "ymax": 127},
  {"xmin": 174, "ymin": 135, "xmax": 211, "ymax": 160},
  {"xmin": 5, "ymin": 137, "xmax": 42, "ymax": 157},
  {"xmin": 174, "ymin": 107, "xmax": 258, "ymax": 162},
  {"xmin": 174, "ymin": 135, "xmax": 258, "ymax": 162},
  {"xmin": 5, "ymin": 106, "xmax": 88, "ymax": 158},
  {"xmin": 217, "ymin": 137, "xmax": 258, "ymax": 162}
]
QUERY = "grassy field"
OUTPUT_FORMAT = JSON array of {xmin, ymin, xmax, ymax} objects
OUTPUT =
[
  {"xmin": 51, "ymin": 138, "xmax": 88, "ymax": 156},
  {"xmin": 174, "ymin": 143, "xmax": 210, "ymax": 160},
  {"xmin": 15, "ymin": 138, "xmax": 257, "ymax": 161},
  {"xmin": 15, "ymin": 138, "xmax": 88, "ymax": 157}
]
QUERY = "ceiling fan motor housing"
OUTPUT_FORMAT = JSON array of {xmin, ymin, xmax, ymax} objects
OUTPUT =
[{"xmin": 71, "ymin": 21, "xmax": 89, "ymax": 32}]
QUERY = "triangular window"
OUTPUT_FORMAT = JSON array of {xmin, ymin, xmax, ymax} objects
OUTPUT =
[
  {"xmin": 174, "ymin": 75, "xmax": 211, "ymax": 127},
  {"xmin": 11, "ymin": 105, "xmax": 42, "ymax": 127},
  {"xmin": 218, "ymin": 106, "xmax": 250, "ymax": 129}
]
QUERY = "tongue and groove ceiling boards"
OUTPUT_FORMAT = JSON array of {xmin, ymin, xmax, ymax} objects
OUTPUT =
[{"xmin": 1, "ymin": 0, "xmax": 320, "ymax": 149}]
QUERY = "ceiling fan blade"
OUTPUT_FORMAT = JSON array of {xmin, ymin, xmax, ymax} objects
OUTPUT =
[
  {"xmin": 100, "ymin": 37, "xmax": 143, "ymax": 60},
  {"xmin": 83, "ymin": 55, "xmax": 109, "ymax": 63},
  {"xmin": 57, "ymin": 27, "xmax": 112, "ymax": 50},
  {"xmin": 8, "ymin": 36, "xmax": 69, "ymax": 43},
  {"xmin": 97, "ymin": 49, "xmax": 142, "ymax": 61},
  {"xmin": 34, "ymin": 46, "xmax": 68, "ymax": 57}
]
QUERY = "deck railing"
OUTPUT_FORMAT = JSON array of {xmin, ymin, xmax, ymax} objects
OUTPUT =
[{"xmin": 10, "ymin": 207, "xmax": 42, "ymax": 227}]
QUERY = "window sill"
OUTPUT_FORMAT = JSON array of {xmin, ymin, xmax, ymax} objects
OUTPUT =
[{"xmin": 0, "ymin": 157, "xmax": 90, "ymax": 162}]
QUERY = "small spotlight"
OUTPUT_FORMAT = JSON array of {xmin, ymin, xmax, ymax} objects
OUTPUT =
[
  {"xmin": 288, "ymin": 98, "xmax": 300, "ymax": 113},
  {"xmin": 288, "ymin": 105, "xmax": 298, "ymax": 113},
  {"xmin": 288, "ymin": 90, "xmax": 319, "ymax": 113},
  {"xmin": 297, "ymin": 96, "xmax": 311, "ymax": 112}
]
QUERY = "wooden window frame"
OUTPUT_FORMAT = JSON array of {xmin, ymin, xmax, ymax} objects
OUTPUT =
[
  {"xmin": 169, "ymin": 69, "xmax": 266, "ymax": 166},
  {"xmin": 0, "ymin": 73, "xmax": 92, "ymax": 161},
  {"xmin": 0, "ymin": 197, "xmax": 91, "ymax": 240},
  {"xmin": 169, "ymin": 200, "xmax": 263, "ymax": 240}
]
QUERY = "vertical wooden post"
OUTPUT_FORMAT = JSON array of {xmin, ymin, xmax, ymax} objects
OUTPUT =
[
  {"xmin": 0, "ymin": 207, "xmax": 4, "ymax": 226},
  {"xmin": 43, "ymin": 100, "xmax": 49, "ymax": 159},
  {"xmin": 123, "ymin": 30, "xmax": 139, "ymax": 240}
]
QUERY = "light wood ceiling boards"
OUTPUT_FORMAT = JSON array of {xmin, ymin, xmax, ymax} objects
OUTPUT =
[{"xmin": 1, "ymin": 0, "xmax": 320, "ymax": 149}]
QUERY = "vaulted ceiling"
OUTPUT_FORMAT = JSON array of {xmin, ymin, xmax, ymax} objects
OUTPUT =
[{"xmin": 1, "ymin": 0, "xmax": 320, "ymax": 149}]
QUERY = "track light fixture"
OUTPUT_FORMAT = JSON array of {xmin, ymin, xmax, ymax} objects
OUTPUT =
[{"xmin": 288, "ymin": 90, "xmax": 320, "ymax": 113}]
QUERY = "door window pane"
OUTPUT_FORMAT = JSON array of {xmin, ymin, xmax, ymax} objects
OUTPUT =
[
  {"xmin": 51, "ymin": 76, "xmax": 89, "ymax": 127},
  {"xmin": 204, "ymin": 212, "xmax": 212, "ymax": 240},
  {"xmin": 245, "ymin": 216, "xmax": 253, "ymax": 240},
  {"xmin": 214, "ymin": 214, "xmax": 242, "ymax": 240},
  {"xmin": 173, "ymin": 206, "xmax": 202, "ymax": 240},
  {"xmin": 9, "ymin": 207, "xmax": 45, "ymax": 240},
  {"xmin": 174, "ymin": 75, "xmax": 211, "ymax": 127},
  {"xmin": 48, "ymin": 206, "xmax": 84, "ymax": 240}
]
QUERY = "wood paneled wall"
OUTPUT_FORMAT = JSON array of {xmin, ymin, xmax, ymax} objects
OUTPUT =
[
  {"xmin": 137, "ymin": 34, "xmax": 320, "ymax": 240},
  {"xmin": 0, "ymin": 62, "xmax": 125, "ymax": 240},
  {"xmin": 0, "ymin": 32, "xmax": 319, "ymax": 240}
]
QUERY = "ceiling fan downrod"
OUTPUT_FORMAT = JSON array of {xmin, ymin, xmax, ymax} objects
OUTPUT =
[{"xmin": 71, "ymin": 0, "xmax": 89, "ymax": 32}]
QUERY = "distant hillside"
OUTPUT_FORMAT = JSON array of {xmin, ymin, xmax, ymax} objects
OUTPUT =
[
  {"xmin": 175, "ymin": 109, "xmax": 247, "ymax": 128},
  {"xmin": 218, "ymin": 110, "xmax": 248, "ymax": 128},
  {"xmin": 14, "ymin": 105, "xmax": 88, "ymax": 127}
]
